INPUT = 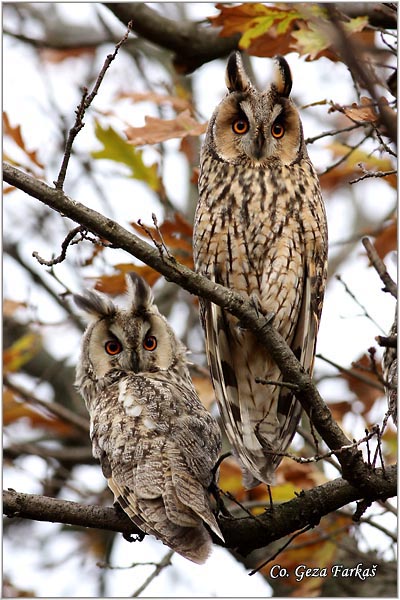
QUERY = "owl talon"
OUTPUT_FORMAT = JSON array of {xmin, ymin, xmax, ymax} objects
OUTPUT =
[{"xmin": 123, "ymin": 531, "xmax": 145, "ymax": 543}]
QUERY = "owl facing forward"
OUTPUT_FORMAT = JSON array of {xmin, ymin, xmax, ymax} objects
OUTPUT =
[
  {"xmin": 74, "ymin": 273, "xmax": 223, "ymax": 564},
  {"xmin": 194, "ymin": 52, "xmax": 328, "ymax": 488}
]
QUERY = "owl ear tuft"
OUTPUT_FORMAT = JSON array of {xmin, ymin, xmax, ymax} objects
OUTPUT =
[
  {"xmin": 273, "ymin": 55, "xmax": 292, "ymax": 98},
  {"xmin": 225, "ymin": 51, "xmax": 252, "ymax": 93},
  {"xmin": 74, "ymin": 291, "xmax": 116, "ymax": 319},
  {"xmin": 126, "ymin": 272, "xmax": 154, "ymax": 311}
]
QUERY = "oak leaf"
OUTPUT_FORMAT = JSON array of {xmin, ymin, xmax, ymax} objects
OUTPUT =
[{"xmin": 125, "ymin": 110, "xmax": 207, "ymax": 146}]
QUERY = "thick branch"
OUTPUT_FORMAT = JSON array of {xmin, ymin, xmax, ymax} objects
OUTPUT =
[
  {"xmin": 3, "ymin": 465, "xmax": 396, "ymax": 555},
  {"xmin": 2, "ymin": 161, "xmax": 376, "ymax": 487},
  {"xmin": 104, "ymin": 3, "xmax": 239, "ymax": 73}
]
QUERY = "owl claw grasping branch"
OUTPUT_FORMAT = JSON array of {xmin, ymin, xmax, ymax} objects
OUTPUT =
[
  {"xmin": 74, "ymin": 273, "xmax": 223, "ymax": 564},
  {"xmin": 194, "ymin": 52, "xmax": 328, "ymax": 488}
]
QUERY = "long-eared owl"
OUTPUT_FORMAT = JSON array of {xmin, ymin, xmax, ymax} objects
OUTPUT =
[
  {"xmin": 193, "ymin": 52, "xmax": 328, "ymax": 487},
  {"xmin": 74, "ymin": 273, "xmax": 223, "ymax": 563}
]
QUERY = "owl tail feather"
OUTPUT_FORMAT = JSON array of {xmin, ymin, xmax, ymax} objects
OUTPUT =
[{"xmin": 108, "ymin": 478, "xmax": 215, "ymax": 564}]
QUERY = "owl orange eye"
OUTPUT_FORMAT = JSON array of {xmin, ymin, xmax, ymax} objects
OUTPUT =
[
  {"xmin": 232, "ymin": 118, "xmax": 249, "ymax": 135},
  {"xmin": 143, "ymin": 335, "xmax": 157, "ymax": 351},
  {"xmin": 271, "ymin": 122, "xmax": 285, "ymax": 138},
  {"xmin": 105, "ymin": 340, "xmax": 122, "ymax": 355}
]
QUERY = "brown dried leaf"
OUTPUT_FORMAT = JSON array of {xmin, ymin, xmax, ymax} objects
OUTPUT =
[
  {"xmin": 3, "ymin": 389, "xmax": 74, "ymax": 435},
  {"xmin": 276, "ymin": 459, "xmax": 324, "ymax": 490},
  {"xmin": 342, "ymin": 353, "xmax": 384, "ymax": 414},
  {"xmin": 343, "ymin": 96, "xmax": 379, "ymax": 123},
  {"xmin": 3, "ymin": 112, "xmax": 44, "ymax": 169},
  {"xmin": 130, "ymin": 213, "xmax": 194, "ymax": 268},
  {"xmin": 262, "ymin": 514, "xmax": 350, "ymax": 596},
  {"xmin": 320, "ymin": 142, "xmax": 397, "ymax": 190},
  {"xmin": 328, "ymin": 400, "xmax": 354, "ymax": 422},
  {"xmin": 3, "ymin": 185, "xmax": 17, "ymax": 195},
  {"xmin": 125, "ymin": 110, "xmax": 207, "ymax": 146},
  {"xmin": 39, "ymin": 46, "xmax": 96, "ymax": 63},
  {"xmin": 94, "ymin": 264, "xmax": 161, "ymax": 295},
  {"xmin": 3, "ymin": 299, "xmax": 27, "ymax": 317},
  {"xmin": 373, "ymin": 219, "xmax": 397, "ymax": 261}
]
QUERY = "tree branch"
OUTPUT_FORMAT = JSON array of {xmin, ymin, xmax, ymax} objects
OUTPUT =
[
  {"xmin": 103, "ymin": 3, "xmax": 239, "ymax": 73},
  {"xmin": 4, "ymin": 465, "xmax": 396, "ymax": 556},
  {"xmin": 2, "ymin": 161, "xmax": 384, "ymax": 490}
]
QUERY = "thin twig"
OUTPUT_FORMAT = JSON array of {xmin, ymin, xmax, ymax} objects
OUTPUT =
[
  {"xmin": 4, "ymin": 376, "xmax": 90, "ymax": 433},
  {"xmin": 335, "ymin": 274, "xmax": 386, "ymax": 333},
  {"xmin": 32, "ymin": 226, "xmax": 85, "ymax": 266},
  {"xmin": 304, "ymin": 122, "xmax": 361, "ymax": 144},
  {"xmin": 137, "ymin": 219, "xmax": 164, "ymax": 257},
  {"xmin": 362, "ymin": 237, "xmax": 398, "ymax": 298},
  {"xmin": 54, "ymin": 23, "xmax": 132, "ymax": 190},
  {"xmin": 349, "ymin": 166, "xmax": 397, "ymax": 184},
  {"xmin": 319, "ymin": 131, "xmax": 373, "ymax": 177},
  {"xmin": 249, "ymin": 525, "xmax": 313, "ymax": 576},
  {"xmin": 131, "ymin": 549, "xmax": 174, "ymax": 597},
  {"xmin": 151, "ymin": 213, "xmax": 172, "ymax": 258},
  {"xmin": 316, "ymin": 354, "xmax": 385, "ymax": 393}
]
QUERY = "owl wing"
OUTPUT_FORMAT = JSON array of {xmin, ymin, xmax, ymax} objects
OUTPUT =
[
  {"xmin": 106, "ymin": 378, "xmax": 222, "ymax": 564},
  {"xmin": 201, "ymin": 291, "xmax": 267, "ymax": 488}
]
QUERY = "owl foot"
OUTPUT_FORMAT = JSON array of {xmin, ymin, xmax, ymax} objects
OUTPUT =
[
  {"xmin": 123, "ymin": 531, "xmax": 145, "ymax": 543},
  {"xmin": 209, "ymin": 452, "xmax": 234, "ymax": 518}
]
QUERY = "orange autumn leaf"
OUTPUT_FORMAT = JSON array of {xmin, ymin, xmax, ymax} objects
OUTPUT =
[
  {"xmin": 130, "ymin": 213, "xmax": 194, "ymax": 269},
  {"xmin": 343, "ymin": 96, "xmax": 379, "ymax": 124},
  {"xmin": 3, "ymin": 389, "xmax": 75, "ymax": 435},
  {"xmin": 342, "ymin": 353, "xmax": 384, "ymax": 414},
  {"xmin": 320, "ymin": 142, "xmax": 397, "ymax": 190},
  {"xmin": 328, "ymin": 400, "xmax": 354, "ymax": 422},
  {"xmin": 372, "ymin": 220, "xmax": 397, "ymax": 261},
  {"xmin": 210, "ymin": 4, "xmax": 368, "ymax": 61},
  {"xmin": 94, "ymin": 263, "xmax": 161, "ymax": 295},
  {"xmin": 3, "ymin": 299, "xmax": 27, "ymax": 317},
  {"xmin": 39, "ymin": 46, "xmax": 97, "ymax": 63},
  {"xmin": 125, "ymin": 110, "xmax": 207, "ymax": 146},
  {"xmin": 276, "ymin": 459, "xmax": 324, "ymax": 490},
  {"xmin": 3, "ymin": 111, "xmax": 44, "ymax": 169},
  {"xmin": 262, "ymin": 514, "xmax": 351, "ymax": 596}
]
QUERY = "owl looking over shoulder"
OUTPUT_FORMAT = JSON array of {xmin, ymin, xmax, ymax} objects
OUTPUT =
[
  {"xmin": 194, "ymin": 52, "xmax": 328, "ymax": 488},
  {"xmin": 74, "ymin": 273, "xmax": 223, "ymax": 564}
]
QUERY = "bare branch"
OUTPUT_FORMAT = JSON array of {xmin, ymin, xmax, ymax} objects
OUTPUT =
[
  {"xmin": 362, "ymin": 236, "xmax": 397, "ymax": 298},
  {"xmin": 55, "ymin": 24, "xmax": 132, "ymax": 190},
  {"xmin": 3, "ymin": 160, "xmax": 388, "ymax": 489},
  {"xmin": 104, "ymin": 3, "xmax": 239, "ymax": 73},
  {"xmin": 4, "ymin": 376, "xmax": 90, "ymax": 433},
  {"xmin": 131, "ymin": 550, "xmax": 174, "ymax": 597},
  {"xmin": 325, "ymin": 4, "xmax": 397, "ymax": 144},
  {"xmin": 32, "ymin": 225, "xmax": 85, "ymax": 266},
  {"xmin": 4, "ymin": 464, "xmax": 396, "ymax": 556}
]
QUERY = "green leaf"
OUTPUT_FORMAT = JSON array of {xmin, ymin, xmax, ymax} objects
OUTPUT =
[
  {"xmin": 91, "ymin": 121, "xmax": 161, "ymax": 191},
  {"xmin": 239, "ymin": 6, "xmax": 300, "ymax": 49},
  {"xmin": 291, "ymin": 22, "xmax": 331, "ymax": 60},
  {"xmin": 343, "ymin": 15, "xmax": 369, "ymax": 33}
]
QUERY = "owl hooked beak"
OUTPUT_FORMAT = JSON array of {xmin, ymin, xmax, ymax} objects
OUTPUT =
[{"xmin": 251, "ymin": 130, "xmax": 266, "ymax": 160}]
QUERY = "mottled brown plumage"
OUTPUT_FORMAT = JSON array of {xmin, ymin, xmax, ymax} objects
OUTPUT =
[
  {"xmin": 194, "ymin": 52, "xmax": 328, "ymax": 487},
  {"xmin": 74, "ymin": 273, "xmax": 223, "ymax": 563}
]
